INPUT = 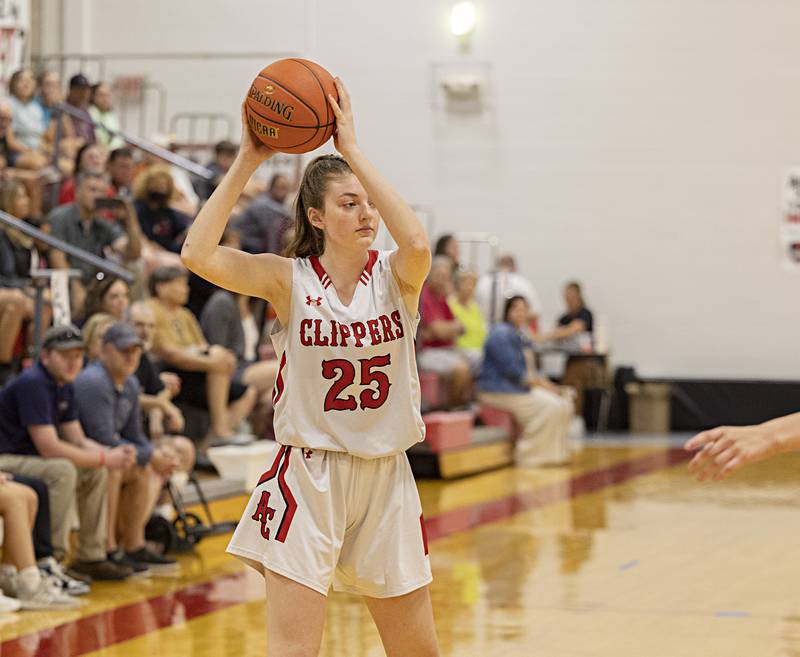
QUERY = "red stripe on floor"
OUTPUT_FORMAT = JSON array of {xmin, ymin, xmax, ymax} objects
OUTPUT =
[
  {"xmin": 0, "ymin": 448, "xmax": 689, "ymax": 657},
  {"xmin": 425, "ymin": 448, "xmax": 690, "ymax": 541}
]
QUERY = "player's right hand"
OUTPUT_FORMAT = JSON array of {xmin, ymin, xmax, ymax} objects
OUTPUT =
[
  {"xmin": 684, "ymin": 425, "xmax": 779, "ymax": 482},
  {"xmin": 238, "ymin": 101, "xmax": 275, "ymax": 166}
]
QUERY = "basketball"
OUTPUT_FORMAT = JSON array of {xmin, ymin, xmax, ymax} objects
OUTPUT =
[{"xmin": 244, "ymin": 58, "xmax": 338, "ymax": 154}]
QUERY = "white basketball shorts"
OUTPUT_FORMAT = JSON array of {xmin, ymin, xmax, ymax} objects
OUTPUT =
[{"xmin": 226, "ymin": 442, "xmax": 432, "ymax": 598}]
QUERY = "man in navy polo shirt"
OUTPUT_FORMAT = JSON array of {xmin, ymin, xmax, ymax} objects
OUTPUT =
[
  {"xmin": 0, "ymin": 324, "xmax": 136, "ymax": 581},
  {"xmin": 74, "ymin": 322, "xmax": 179, "ymax": 574}
]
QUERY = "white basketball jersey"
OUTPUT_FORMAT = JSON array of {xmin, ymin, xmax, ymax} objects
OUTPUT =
[{"xmin": 269, "ymin": 249, "xmax": 426, "ymax": 458}]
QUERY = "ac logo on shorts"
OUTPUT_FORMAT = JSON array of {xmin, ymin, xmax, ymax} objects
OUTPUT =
[
  {"xmin": 251, "ymin": 445, "xmax": 297, "ymax": 543},
  {"xmin": 251, "ymin": 491, "xmax": 276, "ymax": 539}
]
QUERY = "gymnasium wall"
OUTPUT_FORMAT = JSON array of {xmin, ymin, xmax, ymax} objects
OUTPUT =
[{"xmin": 38, "ymin": 0, "xmax": 800, "ymax": 380}]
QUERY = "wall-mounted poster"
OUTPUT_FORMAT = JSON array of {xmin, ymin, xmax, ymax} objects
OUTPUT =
[
  {"xmin": 0, "ymin": 0, "xmax": 29, "ymax": 86},
  {"xmin": 780, "ymin": 168, "xmax": 800, "ymax": 270}
]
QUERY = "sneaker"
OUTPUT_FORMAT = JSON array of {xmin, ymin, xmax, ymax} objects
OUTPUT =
[
  {"xmin": 18, "ymin": 577, "xmax": 82, "ymax": 610},
  {"xmin": 125, "ymin": 547, "xmax": 179, "ymax": 574},
  {"xmin": 0, "ymin": 593, "xmax": 20, "ymax": 614},
  {"xmin": 64, "ymin": 567, "xmax": 93, "ymax": 585},
  {"xmin": 0, "ymin": 566, "xmax": 17, "ymax": 597},
  {"xmin": 38, "ymin": 557, "xmax": 91, "ymax": 596},
  {"xmin": 108, "ymin": 550, "xmax": 150, "ymax": 577},
  {"xmin": 69, "ymin": 559, "xmax": 133, "ymax": 581}
]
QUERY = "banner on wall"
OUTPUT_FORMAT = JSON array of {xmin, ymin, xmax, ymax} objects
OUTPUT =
[
  {"xmin": 0, "ymin": 0, "xmax": 29, "ymax": 87},
  {"xmin": 780, "ymin": 167, "xmax": 800, "ymax": 271}
]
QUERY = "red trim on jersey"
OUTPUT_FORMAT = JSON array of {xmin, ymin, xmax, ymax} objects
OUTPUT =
[
  {"xmin": 272, "ymin": 352, "xmax": 287, "ymax": 404},
  {"xmin": 256, "ymin": 445, "xmax": 287, "ymax": 487},
  {"xmin": 275, "ymin": 448, "xmax": 297, "ymax": 542},
  {"xmin": 359, "ymin": 249, "xmax": 379, "ymax": 286},
  {"xmin": 309, "ymin": 255, "xmax": 327, "ymax": 283},
  {"xmin": 420, "ymin": 513, "xmax": 429, "ymax": 555},
  {"xmin": 310, "ymin": 251, "xmax": 379, "ymax": 290}
]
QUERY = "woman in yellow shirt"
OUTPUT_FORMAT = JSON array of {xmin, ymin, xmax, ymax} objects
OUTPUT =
[{"xmin": 447, "ymin": 269, "xmax": 487, "ymax": 369}]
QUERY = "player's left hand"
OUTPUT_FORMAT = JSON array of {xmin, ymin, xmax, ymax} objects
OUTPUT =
[
  {"xmin": 328, "ymin": 78, "xmax": 358, "ymax": 156},
  {"xmin": 684, "ymin": 424, "xmax": 779, "ymax": 481}
]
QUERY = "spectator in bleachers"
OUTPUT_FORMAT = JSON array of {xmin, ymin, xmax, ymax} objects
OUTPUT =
[
  {"xmin": 233, "ymin": 172, "xmax": 291, "ymax": 255},
  {"xmin": 89, "ymin": 82, "xmax": 125, "ymax": 151},
  {"xmin": 538, "ymin": 281, "xmax": 600, "ymax": 416},
  {"xmin": 34, "ymin": 70, "xmax": 61, "ymax": 127},
  {"xmin": 146, "ymin": 265, "xmax": 257, "ymax": 443},
  {"xmin": 199, "ymin": 229, "xmax": 277, "ymax": 396},
  {"xmin": 108, "ymin": 146, "xmax": 135, "ymax": 197},
  {"xmin": 73, "ymin": 322, "xmax": 179, "ymax": 573},
  {"xmin": 0, "ymin": 100, "xmax": 47, "ymax": 217},
  {"xmin": 143, "ymin": 133, "xmax": 199, "ymax": 216},
  {"xmin": 63, "ymin": 73, "xmax": 96, "ymax": 147},
  {"xmin": 0, "ymin": 472, "xmax": 79, "ymax": 609},
  {"xmin": 0, "ymin": 182, "xmax": 53, "ymax": 377},
  {"xmin": 4, "ymin": 471, "xmax": 90, "ymax": 596},
  {"xmin": 193, "ymin": 140, "xmax": 238, "ymax": 203},
  {"xmin": 7, "ymin": 69, "xmax": 48, "ymax": 160},
  {"xmin": 0, "ymin": 324, "xmax": 136, "ymax": 581},
  {"xmin": 0, "ymin": 285, "xmax": 24, "ymax": 384},
  {"xmin": 82, "ymin": 276, "xmax": 130, "ymax": 322},
  {"xmin": 476, "ymin": 253, "xmax": 543, "ymax": 327},
  {"xmin": 58, "ymin": 142, "xmax": 108, "ymax": 205},
  {"xmin": 546, "ymin": 281, "xmax": 594, "ymax": 343},
  {"xmin": 0, "ymin": 100, "xmax": 47, "ymax": 177},
  {"xmin": 418, "ymin": 255, "xmax": 472, "ymax": 407},
  {"xmin": 477, "ymin": 295, "xmax": 573, "ymax": 467},
  {"xmin": 447, "ymin": 268, "xmax": 486, "ymax": 369},
  {"xmin": 132, "ymin": 166, "xmax": 190, "ymax": 254},
  {"xmin": 434, "ymin": 233, "xmax": 460, "ymax": 273},
  {"xmin": 47, "ymin": 171, "xmax": 142, "ymax": 313},
  {"xmin": 130, "ymin": 302, "xmax": 195, "ymax": 471},
  {"xmin": 82, "ymin": 312, "xmax": 115, "ymax": 362}
]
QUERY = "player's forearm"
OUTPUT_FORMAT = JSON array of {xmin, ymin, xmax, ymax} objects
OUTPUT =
[
  {"xmin": 761, "ymin": 412, "xmax": 800, "ymax": 454},
  {"xmin": 342, "ymin": 147, "xmax": 428, "ymax": 252},
  {"xmin": 182, "ymin": 157, "xmax": 259, "ymax": 267}
]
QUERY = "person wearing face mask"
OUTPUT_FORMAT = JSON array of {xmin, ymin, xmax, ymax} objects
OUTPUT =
[{"xmin": 132, "ymin": 166, "xmax": 191, "ymax": 255}]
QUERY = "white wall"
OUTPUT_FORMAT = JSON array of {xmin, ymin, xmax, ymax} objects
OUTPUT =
[{"xmin": 37, "ymin": 0, "xmax": 800, "ymax": 379}]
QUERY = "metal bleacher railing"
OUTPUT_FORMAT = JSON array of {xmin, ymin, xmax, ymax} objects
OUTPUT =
[{"xmin": 0, "ymin": 209, "xmax": 134, "ymax": 356}]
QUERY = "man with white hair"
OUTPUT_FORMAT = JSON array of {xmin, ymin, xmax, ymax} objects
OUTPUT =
[{"xmin": 475, "ymin": 254, "xmax": 543, "ymax": 328}]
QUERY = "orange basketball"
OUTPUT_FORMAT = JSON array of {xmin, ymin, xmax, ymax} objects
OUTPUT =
[{"xmin": 245, "ymin": 58, "xmax": 337, "ymax": 154}]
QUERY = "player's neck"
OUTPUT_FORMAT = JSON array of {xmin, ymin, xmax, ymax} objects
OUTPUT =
[{"xmin": 319, "ymin": 247, "xmax": 369, "ymax": 286}]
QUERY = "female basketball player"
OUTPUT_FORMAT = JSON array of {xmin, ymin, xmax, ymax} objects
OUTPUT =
[{"xmin": 181, "ymin": 79, "xmax": 439, "ymax": 657}]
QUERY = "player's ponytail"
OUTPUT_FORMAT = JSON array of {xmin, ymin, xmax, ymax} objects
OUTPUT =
[{"xmin": 284, "ymin": 154, "xmax": 353, "ymax": 258}]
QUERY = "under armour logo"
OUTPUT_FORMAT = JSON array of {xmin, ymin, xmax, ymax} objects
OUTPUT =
[
  {"xmin": 303, "ymin": 448, "xmax": 313, "ymax": 460},
  {"xmin": 306, "ymin": 296, "xmax": 322, "ymax": 306}
]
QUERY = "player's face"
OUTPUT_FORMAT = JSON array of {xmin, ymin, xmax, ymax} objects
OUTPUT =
[{"xmin": 317, "ymin": 174, "xmax": 379, "ymax": 251}]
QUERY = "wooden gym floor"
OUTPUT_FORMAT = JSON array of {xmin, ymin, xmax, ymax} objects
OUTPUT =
[{"xmin": 1, "ymin": 436, "xmax": 799, "ymax": 657}]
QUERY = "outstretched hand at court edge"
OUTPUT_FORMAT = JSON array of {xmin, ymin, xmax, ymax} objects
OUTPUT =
[
  {"xmin": 684, "ymin": 424, "xmax": 783, "ymax": 481},
  {"xmin": 328, "ymin": 78, "xmax": 358, "ymax": 156}
]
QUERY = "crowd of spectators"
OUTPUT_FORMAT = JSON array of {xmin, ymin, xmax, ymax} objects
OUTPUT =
[{"xmin": 0, "ymin": 67, "xmax": 599, "ymax": 612}]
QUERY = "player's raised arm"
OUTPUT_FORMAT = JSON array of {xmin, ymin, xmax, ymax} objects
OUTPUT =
[
  {"xmin": 328, "ymin": 79, "xmax": 431, "ymax": 310},
  {"xmin": 181, "ymin": 103, "xmax": 292, "ymax": 314}
]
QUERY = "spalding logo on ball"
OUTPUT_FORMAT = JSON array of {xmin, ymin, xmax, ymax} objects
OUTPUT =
[{"xmin": 245, "ymin": 58, "xmax": 338, "ymax": 154}]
